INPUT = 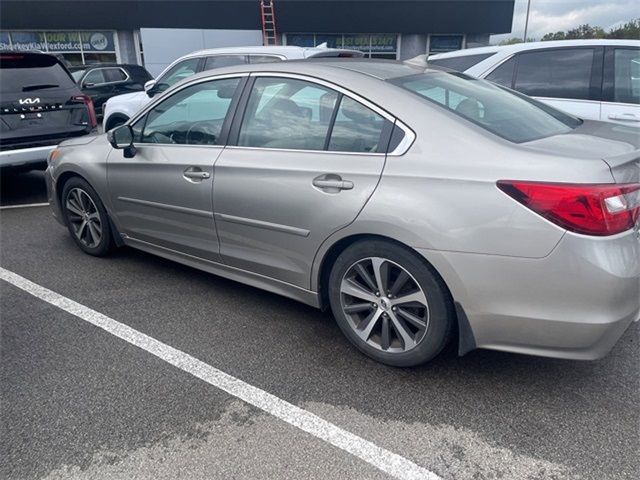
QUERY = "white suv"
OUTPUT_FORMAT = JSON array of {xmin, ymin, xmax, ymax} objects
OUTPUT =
[
  {"xmin": 103, "ymin": 45, "xmax": 362, "ymax": 131},
  {"xmin": 429, "ymin": 40, "xmax": 640, "ymax": 126}
]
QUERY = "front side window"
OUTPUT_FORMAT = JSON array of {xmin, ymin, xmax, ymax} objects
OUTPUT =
[
  {"xmin": 136, "ymin": 77, "xmax": 241, "ymax": 145},
  {"xmin": 204, "ymin": 55, "xmax": 247, "ymax": 71},
  {"xmin": 103, "ymin": 68, "xmax": 127, "ymax": 83},
  {"xmin": 613, "ymin": 48, "xmax": 640, "ymax": 104},
  {"xmin": 514, "ymin": 48, "xmax": 596, "ymax": 100},
  {"xmin": 156, "ymin": 58, "xmax": 200, "ymax": 90},
  {"xmin": 238, "ymin": 77, "xmax": 339, "ymax": 150},
  {"xmin": 391, "ymin": 71, "xmax": 582, "ymax": 143},
  {"xmin": 83, "ymin": 69, "xmax": 106, "ymax": 85}
]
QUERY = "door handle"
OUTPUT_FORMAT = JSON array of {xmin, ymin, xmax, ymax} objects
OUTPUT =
[
  {"xmin": 607, "ymin": 113, "xmax": 640, "ymax": 122},
  {"xmin": 312, "ymin": 174, "xmax": 354, "ymax": 192},
  {"xmin": 183, "ymin": 168, "xmax": 210, "ymax": 181}
]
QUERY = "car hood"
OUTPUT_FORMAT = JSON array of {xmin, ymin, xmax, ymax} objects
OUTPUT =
[
  {"xmin": 106, "ymin": 91, "xmax": 147, "ymax": 107},
  {"xmin": 58, "ymin": 135, "xmax": 102, "ymax": 148}
]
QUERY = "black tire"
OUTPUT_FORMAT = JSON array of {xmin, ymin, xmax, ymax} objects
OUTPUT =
[
  {"xmin": 328, "ymin": 239, "xmax": 454, "ymax": 367},
  {"xmin": 61, "ymin": 177, "xmax": 114, "ymax": 257}
]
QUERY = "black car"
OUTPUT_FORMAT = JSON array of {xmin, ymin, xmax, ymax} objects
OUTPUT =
[
  {"xmin": 69, "ymin": 64, "xmax": 152, "ymax": 114},
  {"xmin": 0, "ymin": 51, "xmax": 97, "ymax": 170}
]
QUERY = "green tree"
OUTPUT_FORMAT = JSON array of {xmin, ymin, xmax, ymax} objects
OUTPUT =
[
  {"xmin": 607, "ymin": 19, "xmax": 640, "ymax": 39},
  {"xmin": 541, "ymin": 18, "xmax": 639, "ymax": 41},
  {"xmin": 499, "ymin": 37, "xmax": 524, "ymax": 45}
]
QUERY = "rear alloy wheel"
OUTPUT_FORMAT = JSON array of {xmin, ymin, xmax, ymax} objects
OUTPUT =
[
  {"xmin": 62, "ymin": 178, "xmax": 114, "ymax": 256},
  {"xmin": 329, "ymin": 240, "xmax": 453, "ymax": 367}
]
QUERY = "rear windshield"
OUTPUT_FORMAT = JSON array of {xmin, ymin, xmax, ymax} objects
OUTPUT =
[
  {"xmin": 429, "ymin": 53, "xmax": 496, "ymax": 72},
  {"xmin": 0, "ymin": 53, "xmax": 76, "ymax": 93},
  {"xmin": 390, "ymin": 71, "xmax": 582, "ymax": 143}
]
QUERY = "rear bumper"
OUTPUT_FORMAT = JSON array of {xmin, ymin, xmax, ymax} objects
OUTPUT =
[
  {"xmin": 0, "ymin": 145, "xmax": 55, "ymax": 168},
  {"xmin": 420, "ymin": 230, "xmax": 640, "ymax": 360}
]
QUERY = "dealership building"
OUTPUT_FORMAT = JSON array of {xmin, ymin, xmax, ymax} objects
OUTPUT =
[{"xmin": 0, "ymin": 0, "xmax": 515, "ymax": 75}]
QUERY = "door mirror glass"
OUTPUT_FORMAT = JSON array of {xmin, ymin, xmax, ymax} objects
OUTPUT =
[{"xmin": 108, "ymin": 124, "xmax": 134, "ymax": 149}]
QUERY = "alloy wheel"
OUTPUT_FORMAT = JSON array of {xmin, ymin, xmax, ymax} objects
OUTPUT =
[
  {"xmin": 340, "ymin": 257, "xmax": 429, "ymax": 353},
  {"xmin": 65, "ymin": 188, "xmax": 103, "ymax": 248}
]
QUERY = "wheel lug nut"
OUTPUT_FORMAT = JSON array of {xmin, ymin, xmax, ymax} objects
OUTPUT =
[
  {"xmin": 392, "ymin": 306, "xmax": 397, "ymax": 311},
  {"xmin": 375, "ymin": 292, "xmax": 380, "ymax": 296}
]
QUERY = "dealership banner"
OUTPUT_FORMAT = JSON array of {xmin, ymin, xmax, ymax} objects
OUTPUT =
[{"xmin": 0, "ymin": 31, "xmax": 115, "ymax": 52}]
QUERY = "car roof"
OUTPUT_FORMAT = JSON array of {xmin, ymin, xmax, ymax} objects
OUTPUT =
[
  {"xmin": 180, "ymin": 45, "xmax": 360, "ymax": 59},
  {"xmin": 69, "ymin": 64, "xmax": 142, "ymax": 70},
  {"xmin": 429, "ymin": 39, "xmax": 640, "ymax": 59}
]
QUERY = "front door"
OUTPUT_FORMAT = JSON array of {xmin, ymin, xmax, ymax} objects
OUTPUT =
[
  {"xmin": 601, "ymin": 47, "xmax": 640, "ymax": 127},
  {"xmin": 213, "ymin": 75, "xmax": 392, "ymax": 288},
  {"xmin": 107, "ymin": 76, "xmax": 244, "ymax": 261}
]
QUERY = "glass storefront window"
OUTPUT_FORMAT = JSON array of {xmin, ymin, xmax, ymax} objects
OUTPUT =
[
  {"xmin": 1, "ymin": 31, "xmax": 117, "ymax": 66},
  {"xmin": 285, "ymin": 33, "xmax": 399, "ymax": 59},
  {"xmin": 429, "ymin": 35, "xmax": 464, "ymax": 54}
]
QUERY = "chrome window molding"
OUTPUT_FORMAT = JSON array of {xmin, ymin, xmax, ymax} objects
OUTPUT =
[{"xmin": 127, "ymin": 71, "xmax": 416, "ymax": 156}]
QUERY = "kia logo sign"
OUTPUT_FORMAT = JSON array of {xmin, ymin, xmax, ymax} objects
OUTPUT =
[
  {"xmin": 90, "ymin": 33, "xmax": 108, "ymax": 51},
  {"xmin": 19, "ymin": 98, "xmax": 40, "ymax": 105}
]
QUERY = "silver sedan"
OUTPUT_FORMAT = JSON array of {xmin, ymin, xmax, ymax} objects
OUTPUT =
[{"xmin": 45, "ymin": 59, "xmax": 640, "ymax": 367}]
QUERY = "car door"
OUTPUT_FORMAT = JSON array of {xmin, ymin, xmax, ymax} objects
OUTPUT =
[
  {"xmin": 485, "ymin": 47, "xmax": 603, "ymax": 120},
  {"xmin": 107, "ymin": 75, "xmax": 246, "ymax": 261},
  {"xmin": 212, "ymin": 74, "xmax": 394, "ymax": 289},
  {"xmin": 102, "ymin": 67, "xmax": 131, "ymax": 97},
  {"xmin": 601, "ymin": 47, "xmax": 640, "ymax": 126}
]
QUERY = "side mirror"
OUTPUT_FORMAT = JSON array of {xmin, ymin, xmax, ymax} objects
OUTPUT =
[
  {"xmin": 144, "ymin": 79, "xmax": 157, "ymax": 97},
  {"xmin": 107, "ymin": 124, "xmax": 137, "ymax": 158},
  {"xmin": 82, "ymin": 82, "xmax": 96, "ymax": 88}
]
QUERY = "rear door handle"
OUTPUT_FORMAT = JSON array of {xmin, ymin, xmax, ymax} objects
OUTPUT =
[
  {"xmin": 607, "ymin": 113, "xmax": 640, "ymax": 122},
  {"xmin": 312, "ymin": 174, "xmax": 354, "ymax": 192},
  {"xmin": 183, "ymin": 167, "xmax": 210, "ymax": 182}
]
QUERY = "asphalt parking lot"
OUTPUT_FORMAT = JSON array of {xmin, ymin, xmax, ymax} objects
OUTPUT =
[{"xmin": 1, "ymin": 171, "xmax": 639, "ymax": 480}]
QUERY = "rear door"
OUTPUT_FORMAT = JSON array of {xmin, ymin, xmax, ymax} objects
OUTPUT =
[
  {"xmin": 601, "ymin": 47, "xmax": 640, "ymax": 126},
  {"xmin": 212, "ymin": 74, "xmax": 394, "ymax": 288},
  {"xmin": 107, "ymin": 75, "xmax": 245, "ymax": 261},
  {"xmin": 0, "ymin": 52, "xmax": 91, "ymax": 148}
]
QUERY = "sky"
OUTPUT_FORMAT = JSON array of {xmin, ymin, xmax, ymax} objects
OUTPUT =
[{"xmin": 490, "ymin": 0, "xmax": 639, "ymax": 43}]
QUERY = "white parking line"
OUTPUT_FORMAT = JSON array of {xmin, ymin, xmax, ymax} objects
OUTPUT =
[
  {"xmin": 0, "ymin": 267, "xmax": 441, "ymax": 480},
  {"xmin": 0, "ymin": 202, "xmax": 49, "ymax": 210}
]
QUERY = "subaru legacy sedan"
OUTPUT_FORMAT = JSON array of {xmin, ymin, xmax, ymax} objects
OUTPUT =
[{"xmin": 45, "ymin": 60, "xmax": 640, "ymax": 367}]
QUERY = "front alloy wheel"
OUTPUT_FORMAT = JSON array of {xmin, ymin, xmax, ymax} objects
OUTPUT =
[{"xmin": 65, "ymin": 187, "xmax": 103, "ymax": 248}]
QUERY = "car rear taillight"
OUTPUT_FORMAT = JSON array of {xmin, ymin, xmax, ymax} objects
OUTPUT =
[
  {"xmin": 497, "ymin": 181, "xmax": 640, "ymax": 236},
  {"xmin": 73, "ymin": 94, "xmax": 97, "ymax": 129}
]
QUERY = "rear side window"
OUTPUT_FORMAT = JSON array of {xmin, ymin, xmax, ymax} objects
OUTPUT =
[
  {"xmin": 485, "ymin": 57, "xmax": 516, "ymax": 87},
  {"xmin": 249, "ymin": 55, "xmax": 283, "ymax": 64},
  {"xmin": 204, "ymin": 55, "xmax": 247, "ymax": 71},
  {"xmin": 429, "ymin": 53, "xmax": 496, "ymax": 72},
  {"xmin": 391, "ymin": 71, "xmax": 582, "ymax": 143},
  {"xmin": 329, "ymin": 97, "xmax": 386, "ymax": 153},
  {"xmin": 613, "ymin": 48, "xmax": 640, "ymax": 104},
  {"xmin": 513, "ymin": 48, "xmax": 596, "ymax": 100},
  {"xmin": 83, "ymin": 69, "xmax": 106, "ymax": 85},
  {"xmin": 0, "ymin": 53, "xmax": 75, "ymax": 93}
]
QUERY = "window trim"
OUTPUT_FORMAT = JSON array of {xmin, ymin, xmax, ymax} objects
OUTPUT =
[
  {"xmin": 226, "ymin": 72, "xmax": 415, "ymax": 156},
  {"xmin": 81, "ymin": 66, "xmax": 130, "ymax": 87}
]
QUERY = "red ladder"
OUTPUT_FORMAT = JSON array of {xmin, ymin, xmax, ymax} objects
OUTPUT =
[{"xmin": 260, "ymin": 0, "xmax": 278, "ymax": 46}]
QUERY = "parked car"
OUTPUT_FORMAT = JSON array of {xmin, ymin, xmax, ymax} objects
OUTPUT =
[
  {"xmin": 429, "ymin": 40, "xmax": 640, "ymax": 126},
  {"xmin": 46, "ymin": 59, "xmax": 639, "ymax": 367},
  {"xmin": 0, "ymin": 51, "xmax": 97, "ymax": 170},
  {"xmin": 69, "ymin": 64, "xmax": 152, "ymax": 115},
  {"xmin": 102, "ymin": 45, "xmax": 363, "ymax": 131}
]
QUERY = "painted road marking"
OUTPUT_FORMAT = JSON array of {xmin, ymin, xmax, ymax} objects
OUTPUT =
[
  {"xmin": 0, "ymin": 202, "xmax": 49, "ymax": 210},
  {"xmin": 0, "ymin": 267, "xmax": 441, "ymax": 480}
]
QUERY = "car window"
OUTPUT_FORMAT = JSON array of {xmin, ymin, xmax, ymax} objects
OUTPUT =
[
  {"xmin": 0, "ymin": 53, "xmax": 76, "ymax": 93},
  {"xmin": 513, "ymin": 48, "xmax": 596, "ymax": 100},
  {"xmin": 329, "ymin": 96, "xmax": 386, "ymax": 153},
  {"xmin": 613, "ymin": 48, "xmax": 640, "ymax": 104},
  {"xmin": 83, "ymin": 69, "xmax": 106, "ymax": 85},
  {"xmin": 391, "ymin": 71, "xmax": 582, "ymax": 143},
  {"xmin": 249, "ymin": 55, "xmax": 283, "ymax": 64},
  {"xmin": 137, "ymin": 77, "xmax": 241, "ymax": 146},
  {"xmin": 429, "ymin": 53, "xmax": 496, "ymax": 72},
  {"xmin": 71, "ymin": 69, "xmax": 86, "ymax": 82},
  {"xmin": 103, "ymin": 68, "xmax": 127, "ymax": 83},
  {"xmin": 204, "ymin": 55, "xmax": 247, "ymax": 71},
  {"xmin": 157, "ymin": 58, "xmax": 200, "ymax": 89},
  {"xmin": 485, "ymin": 57, "xmax": 515, "ymax": 88},
  {"xmin": 238, "ymin": 77, "xmax": 339, "ymax": 150}
]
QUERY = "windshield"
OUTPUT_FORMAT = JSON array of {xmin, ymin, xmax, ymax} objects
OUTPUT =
[
  {"xmin": 71, "ymin": 69, "xmax": 86, "ymax": 82},
  {"xmin": 389, "ymin": 71, "xmax": 582, "ymax": 143},
  {"xmin": 0, "ymin": 53, "xmax": 76, "ymax": 93}
]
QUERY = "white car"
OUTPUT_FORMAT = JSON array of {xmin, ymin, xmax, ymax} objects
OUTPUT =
[
  {"xmin": 102, "ymin": 45, "xmax": 363, "ymax": 131},
  {"xmin": 429, "ymin": 40, "xmax": 640, "ymax": 126}
]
